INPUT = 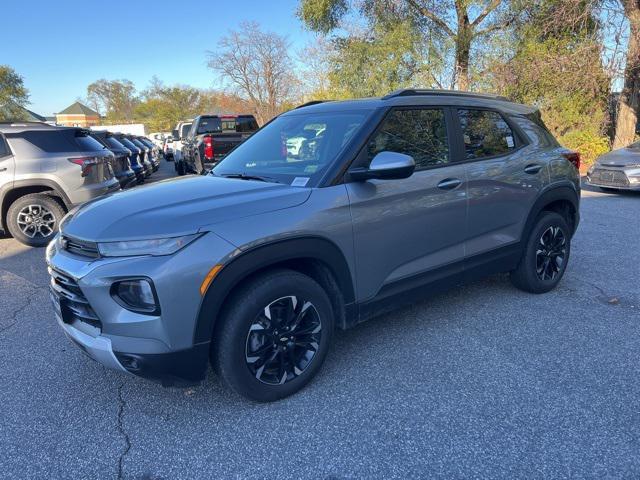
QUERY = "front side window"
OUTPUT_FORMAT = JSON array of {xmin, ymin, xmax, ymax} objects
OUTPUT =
[
  {"xmin": 458, "ymin": 109, "xmax": 515, "ymax": 159},
  {"xmin": 367, "ymin": 109, "xmax": 449, "ymax": 169},
  {"xmin": 213, "ymin": 110, "xmax": 370, "ymax": 185}
]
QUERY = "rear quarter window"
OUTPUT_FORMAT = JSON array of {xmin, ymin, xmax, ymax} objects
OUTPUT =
[
  {"xmin": 458, "ymin": 109, "xmax": 517, "ymax": 159},
  {"xmin": 6, "ymin": 130, "xmax": 106, "ymax": 153}
]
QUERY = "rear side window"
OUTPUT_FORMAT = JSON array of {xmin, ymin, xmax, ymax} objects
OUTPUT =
[
  {"xmin": 8, "ymin": 130, "xmax": 105, "ymax": 153},
  {"xmin": 458, "ymin": 109, "xmax": 515, "ymax": 159},
  {"xmin": 0, "ymin": 136, "xmax": 9, "ymax": 157},
  {"xmin": 367, "ymin": 108, "xmax": 449, "ymax": 169}
]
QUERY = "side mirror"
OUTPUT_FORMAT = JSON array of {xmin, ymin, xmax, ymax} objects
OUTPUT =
[{"xmin": 348, "ymin": 151, "xmax": 415, "ymax": 181}]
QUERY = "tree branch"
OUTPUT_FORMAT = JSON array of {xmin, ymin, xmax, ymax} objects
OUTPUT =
[
  {"xmin": 405, "ymin": 0, "xmax": 455, "ymax": 37},
  {"xmin": 471, "ymin": 0, "xmax": 501, "ymax": 27}
]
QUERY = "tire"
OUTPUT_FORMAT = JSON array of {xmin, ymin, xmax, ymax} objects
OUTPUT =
[
  {"xmin": 176, "ymin": 160, "xmax": 186, "ymax": 176},
  {"xmin": 6, "ymin": 193, "xmax": 66, "ymax": 247},
  {"xmin": 510, "ymin": 211, "xmax": 571, "ymax": 294},
  {"xmin": 212, "ymin": 269, "xmax": 334, "ymax": 402}
]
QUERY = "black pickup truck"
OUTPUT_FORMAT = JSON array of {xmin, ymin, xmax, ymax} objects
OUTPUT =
[{"xmin": 179, "ymin": 114, "xmax": 259, "ymax": 175}]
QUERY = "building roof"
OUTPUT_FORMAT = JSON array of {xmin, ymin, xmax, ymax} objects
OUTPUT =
[{"xmin": 57, "ymin": 101, "xmax": 99, "ymax": 116}]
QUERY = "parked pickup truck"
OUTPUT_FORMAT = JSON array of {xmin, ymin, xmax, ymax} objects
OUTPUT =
[{"xmin": 179, "ymin": 114, "xmax": 259, "ymax": 175}]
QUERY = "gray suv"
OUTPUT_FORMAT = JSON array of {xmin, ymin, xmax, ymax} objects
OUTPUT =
[
  {"xmin": 46, "ymin": 90, "xmax": 580, "ymax": 401},
  {"xmin": 0, "ymin": 123, "xmax": 120, "ymax": 246}
]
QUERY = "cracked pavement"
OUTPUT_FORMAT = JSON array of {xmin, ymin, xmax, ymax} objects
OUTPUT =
[{"xmin": 0, "ymin": 177, "xmax": 638, "ymax": 479}]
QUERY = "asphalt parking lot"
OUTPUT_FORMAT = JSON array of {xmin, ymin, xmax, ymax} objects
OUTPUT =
[{"xmin": 0, "ymin": 162, "xmax": 638, "ymax": 479}]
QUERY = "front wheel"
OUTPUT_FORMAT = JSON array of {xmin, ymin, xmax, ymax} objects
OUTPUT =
[
  {"xmin": 212, "ymin": 269, "xmax": 334, "ymax": 402},
  {"xmin": 510, "ymin": 211, "xmax": 571, "ymax": 293}
]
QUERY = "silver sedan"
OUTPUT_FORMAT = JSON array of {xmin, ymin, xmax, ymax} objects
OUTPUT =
[{"xmin": 587, "ymin": 143, "xmax": 640, "ymax": 191}]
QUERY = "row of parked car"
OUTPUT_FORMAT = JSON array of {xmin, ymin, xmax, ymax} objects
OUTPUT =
[
  {"xmin": 162, "ymin": 114, "xmax": 259, "ymax": 175},
  {"xmin": 0, "ymin": 122, "xmax": 163, "ymax": 247}
]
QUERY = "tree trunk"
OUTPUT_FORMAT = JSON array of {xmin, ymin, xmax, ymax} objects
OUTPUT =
[
  {"xmin": 454, "ymin": 3, "xmax": 472, "ymax": 91},
  {"xmin": 613, "ymin": 1, "xmax": 640, "ymax": 149}
]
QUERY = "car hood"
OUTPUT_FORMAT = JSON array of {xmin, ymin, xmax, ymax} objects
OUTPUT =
[
  {"xmin": 62, "ymin": 176, "xmax": 311, "ymax": 242},
  {"xmin": 596, "ymin": 148, "xmax": 640, "ymax": 167}
]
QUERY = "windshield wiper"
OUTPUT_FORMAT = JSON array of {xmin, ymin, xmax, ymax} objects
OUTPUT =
[{"xmin": 218, "ymin": 173, "xmax": 278, "ymax": 183}]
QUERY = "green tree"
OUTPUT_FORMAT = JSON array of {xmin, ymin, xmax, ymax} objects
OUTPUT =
[
  {"xmin": 0, "ymin": 65, "xmax": 30, "ymax": 121},
  {"xmin": 87, "ymin": 79, "xmax": 139, "ymax": 123},
  {"xmin": 207, "ymin": 22, "xmax": 299, "ymax": 124},
  {"xmin": 298, "ymin": 0, "xmax": 513, "ymax": 90},
  {"xmin": 489, "ymin": 0, "xmax": 611, "ymax": 165}
]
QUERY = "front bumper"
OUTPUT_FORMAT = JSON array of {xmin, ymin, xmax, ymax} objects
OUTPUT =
[
  {"xmin": 46, "ymin": 231, "xmax": 236, "ymax": 385},
  {"xmin": 586, "ymin": 166, "xmax": 640, "ymax": 190}
]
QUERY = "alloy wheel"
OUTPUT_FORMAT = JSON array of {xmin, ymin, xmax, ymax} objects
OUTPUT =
[
  {"xmin": 535, "ymin": 226, "xmax": 566, "ymax": 281},
  {"xmin": 245, "ymin": 295, "xmax": 322, "ymax": 385},
  {"xmin": 16, "ymin": 204, "xmax": 56, "ymax": 239}
]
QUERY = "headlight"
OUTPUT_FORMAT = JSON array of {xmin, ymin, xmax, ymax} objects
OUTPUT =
[{"xmin": 98, "ymin": 233, "xmax": 202, "ymax": 257}]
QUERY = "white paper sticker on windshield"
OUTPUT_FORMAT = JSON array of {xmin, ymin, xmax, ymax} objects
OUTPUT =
[
  {"xmin": 506, "ymin": 136, "xmax": 514, "ymax": 148},
  {"xmin": 291, "ymin": 177, "xmax": 310, "ymax": 187}
]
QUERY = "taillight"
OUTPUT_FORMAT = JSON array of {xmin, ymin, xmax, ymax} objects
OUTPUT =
[
  {"xmin": 562, "ymin": 151, "xmax": 581, "ymax": 170},
  {"xmin": 204, "ymin": 135, "xmax": 214, "ymax": 160},
  {"xmin": 68, "ymin": 156, "xmax": 98, "ymax": 177}
]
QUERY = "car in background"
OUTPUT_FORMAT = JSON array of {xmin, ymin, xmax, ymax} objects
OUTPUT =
[
  {"xmin": 0, "ymin": 122, "xmax": 120, "ymax": 246},
  {"xmin": 127, "ymin": 136, "xmax": 153, "ymax": 177},
  {"xmin": 47, "ymin": 90, "xmax": 581, "ymax": 400},
  {"xmin": 163, "ymin": 136, "xmax": 174, "ymax": 161},
  {"xmin": 138, "ymin": 137, "xmax": 160, "ymax": 170},
  {"xmin": 586, "ymin": 142, "xmax": 640, "ymax": 191},
  {"xmin": 171, "ymin": 120, "xmax": 193, "ymax": 172},
  {"xmin": 180, "ymin": 114, "xmax": 259, "ymax": 175},
  {"xmin": 112, "ymin": 133, "xmax": 145, "ymax": 184},
  {"xmin": 90, "ymin": 131, "xmax": 137, "ymax": 189}
]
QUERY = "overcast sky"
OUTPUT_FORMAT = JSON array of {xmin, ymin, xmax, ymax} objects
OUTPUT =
[{"xmin": 2, "ymin": 0, "xmax": 314, "ymax": 115}]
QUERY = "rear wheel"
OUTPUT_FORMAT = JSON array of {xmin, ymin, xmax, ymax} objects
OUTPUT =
[
  {"xmin": 510, "ymin": 211, "xmax": 571, "ymax": 293},
  {"xmin": 6, "ymin": 193, "xmax": 66, "ymax": 247},
  {"xmin": 212, "ymin": 269, "xmax": 334, "ymax": 402}
]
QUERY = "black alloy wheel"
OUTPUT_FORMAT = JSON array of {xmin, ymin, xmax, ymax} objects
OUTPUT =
[
  {"xmin": 245, "ymin": 295, "xmax": 322, "ymax": 385},
  {"xmin": 535, "ymin": 226, "xmax": 567, "ymax": 281}
]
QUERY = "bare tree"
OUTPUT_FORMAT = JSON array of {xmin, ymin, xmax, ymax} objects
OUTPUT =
[
  {"xmin": 612, "ymin": 0, "xmax": 640, "ymax": 148},
  {"xmin": 207, "ymin": 22, "xmax": 299, "ymax": 124}
]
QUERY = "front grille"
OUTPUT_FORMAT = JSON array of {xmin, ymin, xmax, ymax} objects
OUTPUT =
[
  {"xmin": 62, "ymin": 235, "xmax": 100, "ymax": 259},
  {"xmin": 590, "ymin": 169, "xmax": 629, "ymax": 187},
  {"xmin": 49, "ymin": 267, "xmax": 101, "ymax": 331}
]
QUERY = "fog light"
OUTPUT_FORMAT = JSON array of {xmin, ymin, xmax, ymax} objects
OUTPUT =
[{"xmin": 112, "ymin": 278, "xmax": 160, "ymax": 314}]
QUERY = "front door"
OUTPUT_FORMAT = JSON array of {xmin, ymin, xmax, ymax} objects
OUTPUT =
[{"xmin": 346, "ymin": 107, "xmax": 468, "ymax": 303}]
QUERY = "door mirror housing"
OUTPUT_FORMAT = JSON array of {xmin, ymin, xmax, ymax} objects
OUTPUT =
[{"xmin": 348, "ymin": 151, "xmax": 416, "ymax": 181}]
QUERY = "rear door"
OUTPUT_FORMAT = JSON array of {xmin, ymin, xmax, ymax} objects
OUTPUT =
[
  {"xmin": 455, "ymin": 108, "xmax": 544, "ymax": 258},
  {"xmin": 0, "ymin": 134, "xmax": 15, "ymax": 189},
  {"xmin": 346, "ymin": 107, "xmax": 468, "ymax": 302}
]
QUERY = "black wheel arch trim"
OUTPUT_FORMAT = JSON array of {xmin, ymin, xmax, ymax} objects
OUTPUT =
[
  {"xmin": 0, "ymin": 179, "xmax": 72, "ymax": 231},
  {"xmin": 193, "ymin": 236, "xmax": 356, "ymax": 344},
  {"xmin": 522, "ymin": 183, "xmax": 580, "ymax": 241}
]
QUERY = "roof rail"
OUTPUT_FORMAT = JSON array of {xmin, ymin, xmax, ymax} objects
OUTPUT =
[
  {"xmin": 0, "ymin": 120, "xmax": 52, "ymax": 126},
  {"xmin": 295, "ymin": 100, "xmax": 327, "ymax": 109},
  {"xmin": 382, "ymin": 89, "xmax": 509, "ymax": 102}
]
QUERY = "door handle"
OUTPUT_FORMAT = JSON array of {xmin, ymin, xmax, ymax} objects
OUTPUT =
[
  {"xmin": 437, "ymin": 178, "xmax": 462, "ymax": 190},
  {"xmin": 0, "ymin": 167, "xmax": 6, "ymax": 172},
  {"xmin": 524, "ymin": 164, "xmax": 543, "ymax": 174}
]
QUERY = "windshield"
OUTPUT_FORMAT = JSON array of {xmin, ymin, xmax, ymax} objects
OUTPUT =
[{"xmin": 212, "ymin": 110, "xmax": 369, "ymax": 185}]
